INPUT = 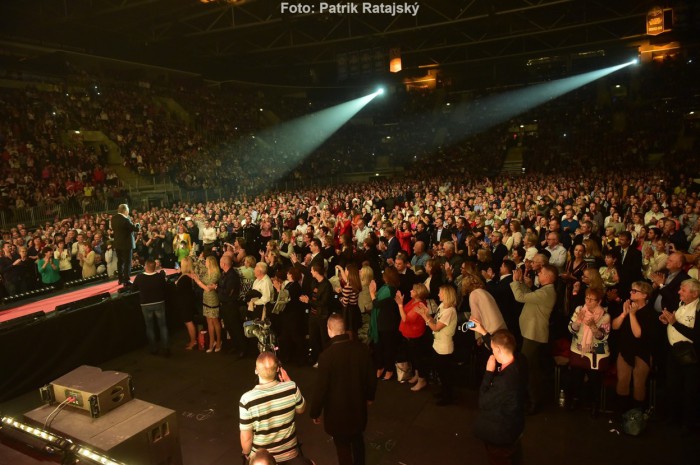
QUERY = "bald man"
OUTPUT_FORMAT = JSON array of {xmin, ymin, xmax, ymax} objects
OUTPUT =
[
  {"xmin": 310, "ymin": 314, "xmax": 376, "ymax": 465},
  {"xmin": 218, "ymin": 254, "xmax": 245, "ymax": 358},
  {"xmin": 239, "ymin": 352, "xmax": 312, "ymax": 464}
]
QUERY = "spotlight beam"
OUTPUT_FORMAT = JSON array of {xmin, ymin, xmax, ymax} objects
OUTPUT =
[
  {"xmin": 448, "ymin": 60, "xmax": 638, "ymax": 140},
  {"xmin": 229, "ymin": 91, "xmax": 380, "ymax": 185}
]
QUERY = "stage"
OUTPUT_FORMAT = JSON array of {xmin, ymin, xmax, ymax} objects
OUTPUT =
[{"xmin": 0, "ymin": 270, "xmax": 178, "ymax": 402}]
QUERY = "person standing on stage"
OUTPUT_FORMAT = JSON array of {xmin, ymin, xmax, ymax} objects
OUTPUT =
[
  {"xmin": 111, "ymin": 204, "xmax": 140, "ymax": 286},
  {"xmin": 310, "ymin": 314, "xmax": 376, "ymax": 465}
]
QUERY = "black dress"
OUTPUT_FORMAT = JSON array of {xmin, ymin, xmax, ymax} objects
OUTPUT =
[
  {"xmin": 616, "ymin": 303, "xmax": 657, "ymax": 366},
  {"xmin": 174, "ymin": 274, "xmax": 198, "ymax": 324}
]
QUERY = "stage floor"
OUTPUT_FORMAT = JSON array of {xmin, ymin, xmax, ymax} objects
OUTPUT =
[
  {"xmin": 0, "ymin": 269, "xmax": 178, "ymax": 324},
  {"xmin": 1, "ymin": 329, "xmax": 696, "ymax": 465}
]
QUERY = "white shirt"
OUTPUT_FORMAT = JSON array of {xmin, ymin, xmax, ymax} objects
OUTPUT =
[
  {"xmin": 432, "ymin": 305, "xmax": 457, "ymax": 354},
  {"xmin": 668, "ymin": 298, "xmax": 698, "ymax": 345},
  {"xmin": 251, "ymin": 275, "xmax": 275, "ymax": 307},
  {"xmin": 201, "ymin": 226, "xmax": 217, "ymax": 244},
  {"xmin": 355, "ymin": 226, "xmax": 370, "ymax": 245},
  {"xmin": 546, "ymin": 244, "xmax": 567, "ymax": 272}
]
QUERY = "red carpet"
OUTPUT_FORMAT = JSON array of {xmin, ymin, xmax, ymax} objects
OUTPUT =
[{"xmin": 0, "ymin": 269, "xmax": 178, "ymax": 324}]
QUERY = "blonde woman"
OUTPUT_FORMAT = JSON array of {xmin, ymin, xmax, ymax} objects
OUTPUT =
[
  {"xmin": 357, "ymin": 265, "xmax": 374, "ymax": 344},
  {"xmin": 415, "ymin": 285, "xmax": 458, "ymax": 405},
  {"xmin": 192, "ymin": 255, "xmax": 222, "ymax": 353},
  {"xmin": 175, "ymin": 257, "xmax": 199, "ymax": 349}
]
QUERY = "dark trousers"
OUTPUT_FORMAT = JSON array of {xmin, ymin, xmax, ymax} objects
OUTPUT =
[
  {"xmin": 566, "ymin": 353, "xmax": 609, "ymax": 405},
  {"xmin": 308, "ymin": 314, "xmax": 328, "ymax": 363},
  {"xmin": 376, "ymin": 330, "xmax": 401, "ymax": 373},
  {"xmin": 403, "ymin": 332, "xmax": 431, "ymax": 375},
  {"xmin": 433, "ymin": 350, "xmax": 455, "ymax": 401},
  {"xmin": 667, "ymin": 350, "xmax": 700, "ymax": 427},
  {"xmin": 277, "ymin": 313, "xmax": 307, "ymax": 364},
  {"xmin": 115, "ymin": 248, "xmax": 133, "ymax": 284},
  {"xmin": 220, "ymin": 301, "xmax": 245, "ymax": 352},
  {"xmin": 333, "ymin": 433, "xmax": 365, "ymax": 465},
  {"xmin": 521, "ymin": 338, "xmax": 545, "ymax": 408}
]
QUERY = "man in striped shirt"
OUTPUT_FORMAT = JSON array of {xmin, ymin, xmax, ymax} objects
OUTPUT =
[{"xmin": 239, "ymin": 352, "xmax": 313, "ymax": 464}]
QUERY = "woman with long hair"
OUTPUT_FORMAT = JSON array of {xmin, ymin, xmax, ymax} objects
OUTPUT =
[
  {"xmin": 192, "ymin": 255, "xmax": 222, "ymax": 353},
  {"xmin": 562, "ymin": 244, "xmax": 587, "ymax": 315},
  {"xmin": 338, "ymin": 263, "xmax": 362, "ymax": 340},
  {"xmin": 415, "ymin": 285, "xmax": 459, "ymax": 405},
  {"xmin": 369, "ymin": 266, "xmax": 401, "ymax": 380},
  {"xmin": 175, "ymin": 256, "xmax": 198, "ymax": 349}
]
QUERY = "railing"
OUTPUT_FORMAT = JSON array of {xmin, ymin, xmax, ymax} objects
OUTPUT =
[
  {"xmin": 0, "ymin": 197, "xmax": 123, "ymax": 229},
  {"xmin": 1, "ymin": 171, "xmax": 400, "ymax": 229}
]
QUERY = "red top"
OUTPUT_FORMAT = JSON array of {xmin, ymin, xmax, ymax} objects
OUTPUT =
[{"xmin": 399, "ymin": 299, "xmax": 427, "ymax": 339}]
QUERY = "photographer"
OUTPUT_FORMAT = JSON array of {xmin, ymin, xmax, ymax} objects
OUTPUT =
[
  {"xmin": 239, "ymin": 352, "xmax": 313, "ymax": 465},
  {"xmin": 469, "ymin": 323, "xmax": 527, "ymax": 465}
]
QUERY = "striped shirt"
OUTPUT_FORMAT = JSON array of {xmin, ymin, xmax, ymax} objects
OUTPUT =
[
  {"xmin": 239, "ymin": 381, "xmax": 305, "ymax": 462},
  {"xmin": 340, "ymin": 284, "xmax": 359, "ymax": 307}
]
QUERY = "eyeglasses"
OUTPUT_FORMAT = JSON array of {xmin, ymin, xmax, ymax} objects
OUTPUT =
[
  {"xmin": 585, "ymin": 297, "xmax": 600, "ymax": 302},
  {"xmin": 630, "ymin": 289, "xmax": 643, "ymax": 294}
]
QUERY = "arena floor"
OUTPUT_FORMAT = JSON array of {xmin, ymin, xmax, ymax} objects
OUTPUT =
[{"xmin": 1, "ymin": 329, "xmax": 697, "ymax": 465}]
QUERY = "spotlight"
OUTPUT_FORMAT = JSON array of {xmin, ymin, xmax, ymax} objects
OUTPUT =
[{"xmin": 375, "ymin": 87, "xmax": 385, "ymax": 95}]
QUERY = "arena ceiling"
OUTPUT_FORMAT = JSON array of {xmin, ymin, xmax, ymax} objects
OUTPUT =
[{"xmin": 0, "ymin": 0, "xmax": 694, "ymax": 86}]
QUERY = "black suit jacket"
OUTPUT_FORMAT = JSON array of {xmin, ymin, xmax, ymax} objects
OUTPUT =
[
  {"xmin": 655, "ymin": 270, "xmax": 690, "ymax": 312},
  {"xmin": 491, "ymin": 243, "xmax": 509, "ymax": 269},
  {"xmin": 110, "ymin": 213, "xmax": 139, "ymax": 250},
  {"xmin": 486, "ymin": 275, "xmax": 523, "ymax": 338},
  {"xmin": 398, "ymin": 269, "xmax": 418, "ymax": 305},
  {"xmin": 430, "ymin": 228, "xmax": 446, "ymax": 247},
  {"xmin": 617, "ymin": 246, "xmax": 643, "ymax": 294},
  {"xmin": 309, "ymin": 334, "xmax": 376, "ymax": 436},
  {"xmin": 383, "ymin": 236, "xmax": 401, "ymax": 261}
]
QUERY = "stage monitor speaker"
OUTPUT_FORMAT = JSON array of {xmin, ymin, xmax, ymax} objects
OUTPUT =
[
  {"xmin": 40, "ymin": 366, "xmax": 134, "ymax": 418},
  {"xmin": 24, "ymin": 399, "xmax": 182, "ymax": 465},
  {"xmin": 55, "ymin": 293, "xmax": 111, "ymax": 313}
]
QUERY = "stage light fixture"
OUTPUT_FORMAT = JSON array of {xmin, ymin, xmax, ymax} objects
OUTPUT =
[
  {"xmin": 73, "ymin": 445, "xmax": 125, "ymax": 465},
  {"xmin": 375, "ymin": 87, "xmax": 385, "ymax": 95},
  {"xmin": 0, "ymin": 416, "xmax": 68, "ymax": 453}
]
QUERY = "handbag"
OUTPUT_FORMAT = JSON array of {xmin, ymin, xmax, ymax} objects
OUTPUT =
[
  {"xmin": 621, "ymin": 408, "xmax": 648, "ymax": 436},
  {"xmin": 671, "ymin": 341, "xmax": 698, "ymax": 365}
]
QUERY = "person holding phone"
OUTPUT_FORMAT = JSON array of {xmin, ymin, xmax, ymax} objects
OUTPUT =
[{"xmin": 468, "ymin": 324, "xmax": 527, "ymax": 465}]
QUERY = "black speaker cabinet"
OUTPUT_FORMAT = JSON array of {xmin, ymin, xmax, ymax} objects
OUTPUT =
[
  {"xmin": 24, "ymin": 399, "xmax": 182, "ymax": 465},
  {"xmin": 40, "ymin": 365, "xmax": 133, "ymax": 418}
]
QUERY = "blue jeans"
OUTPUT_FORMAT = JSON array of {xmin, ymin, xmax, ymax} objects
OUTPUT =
[{"xmin": 141, "ymin": 302, "xmax": 168, "ymax": 351}]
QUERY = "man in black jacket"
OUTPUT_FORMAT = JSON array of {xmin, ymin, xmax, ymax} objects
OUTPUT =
[
  {"xmin": 310, "ymin": 314, "xmax": 376, "ymax": 465},
  {"xmin": 217, "ymin": 254, "xmax": 245, "ymax": 358},
  {"xmin": 133, "ymin": 259, "xmax": 168, "ymax": 356},
  {"xmin": 471, "ymin": 327, "xmax": 527, "ymax": 465},
  {"xmin": 300, "ymin": 263, "xmax": 332, "ymax": 365},
  {"xmin": 616, "ymin": 231, "xmax": 643, "ymax": 298},
  {"xmin": 487, "ymin": 260, "xmax": 524, "ymax": 346},
  {"xmin": 111, "ymin": 204, "xmax": 140, "ymax": 286}
]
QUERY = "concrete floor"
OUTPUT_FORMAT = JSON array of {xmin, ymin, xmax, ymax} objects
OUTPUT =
[{"xmin": 1, "ymin": 329, "xmax": 697, "ymax": 465}]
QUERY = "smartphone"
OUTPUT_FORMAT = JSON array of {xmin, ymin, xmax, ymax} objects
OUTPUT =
[{"xmin": 466, "ymin": 321, "xmax": 476, "ymax": 329}]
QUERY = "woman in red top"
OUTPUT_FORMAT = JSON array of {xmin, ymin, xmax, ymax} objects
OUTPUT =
[
  {"xmin": 395, "ymin": 283, "xmax": 431, "ymax": 391},
  {"xmin": 396, "ymin": 220, "xmax": 413, "ymax": 255}
]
